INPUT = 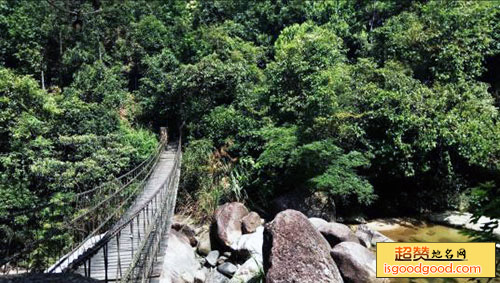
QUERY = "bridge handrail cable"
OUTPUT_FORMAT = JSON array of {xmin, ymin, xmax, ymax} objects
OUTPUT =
[
  {"xmin": 45, "ymin": 135, "xmax": 168, "ymax": 273},
  {"xmin": 121, "ymin": 138, "xmax": 182, "ymax": 282},
  {"xmin": 58, "ymin": 134, "xmax": 182, "ymax": 282},
  {"xmin": 46, "ymin": 148, "xmax": 163, "ymax": 273},
  {"xmin": 69, "ymin": 139, "xmax": 164, "ymax": 224},
  {"xmin": 75, "ymin": 135, "xmax": 167, "ymax": 198}
]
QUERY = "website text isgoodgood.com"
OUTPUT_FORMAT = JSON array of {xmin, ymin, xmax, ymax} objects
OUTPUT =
[{"xmin": 384, "ymin": 262, "xmax": 482, "ymax": 276}]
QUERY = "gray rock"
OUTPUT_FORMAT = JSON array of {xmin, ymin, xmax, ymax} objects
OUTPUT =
[
  {"xmin": 180, "ymin": 272, "xmax": 195, "ymax": 283},
  {"xmin": 223, "ymin": 251, "xmax": 232, "ymax": 258},
  {"xmin": 206, "ymin": 250, "xmax": 220, "ymax": 267},
  {"xmin": 213, "ymin": 202, "xmax": 250, "ymax": 249},
  {"xmin": 172, "ymin": 222, "xmax": 198, "ymax": 247},
  {"xmin": 217, "ymin": 262, "xmax": 238, "ymax": 277},
  {"xmin": 356, "ymin": 224, "xmax": 393, "ymax": 247},
  {"xmin": 229, "ymin": 227, "xmax": 264, "ymax": 282},
  {"xmin": 242, "ymin": 212, "xmax": 262, "ymax": 234},
  {"xmin": 217, "ymin": 255, "xmax": 228, "ymax": 265},
  {"xmin": 197, "ymin": 231, "xmax": 211, "ymax": 256},
  {"xmin": 194, "ymin": 268, "xmax": 208, "ymax": 283},
  {"xmin": 309, "ymin": 217, "xmax": 360, "ymax": 247},
  {"xmin": 371, "ymin": 231, "xmax": 393, "ymax": 244},
  {"xmin": 428, "ymin": 211, "xmax": 500, "ymax": 237},
  {"xmin": 229, "ymin": 256, "xmax": 263, "ymax": 283},
  {"xmin": 206, "ymin": 269, "xmax": 230, "ymax": 283},
  {"xmin": 230, "ymin": 226, "xmax": 263, "ymax": 260},
  {"xmin": 263, "ymin": 210, "xmax": 343, "ymax": 283},
  {"xmin": 160, "ymin": 230, "xmax": 201, "ymax": 283},
  {"xmin": 331, "ymin": 242, "xmax": 388, "ymax": 283},
  {"xmin": 273, "ymin": 189, "xmax": 336, "ymax": 221},
  {"xmin": 355, "ymin": 229, "xmax": 372, "ymax": 249}
]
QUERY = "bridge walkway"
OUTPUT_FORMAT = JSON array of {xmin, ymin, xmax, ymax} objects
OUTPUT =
[{"xmin": 74, "ymin": 143, "xmax": 178, "ymax": 281}]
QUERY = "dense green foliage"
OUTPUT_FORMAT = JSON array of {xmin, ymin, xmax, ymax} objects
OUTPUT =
[
  {"xmin": 177, "ymin": 0, "xmax": 500, "ymax": 217},
  {"xmin": 1, "ymin": 0, "xmax": 499, "ymax": 264}
]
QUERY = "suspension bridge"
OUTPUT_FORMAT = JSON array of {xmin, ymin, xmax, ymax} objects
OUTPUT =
[{"xmin": 1, "ymin": 128, "xmax": 183, "ymax": 282}]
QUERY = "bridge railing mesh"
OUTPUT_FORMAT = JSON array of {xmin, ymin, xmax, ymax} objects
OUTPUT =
[
  {"xmin": 45, "ymin": 135, "xmax": 168, "ymax": 275},
  {"xmin": 121, "ymin": 138, "xmax": 182, "ymax": 283},
  {"xmin": 53, "ymin": 134, "xmax": 182, "ymax": 282}
]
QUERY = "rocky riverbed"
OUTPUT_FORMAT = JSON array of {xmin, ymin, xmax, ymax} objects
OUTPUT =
[
  {"xmin": 158, "ymin": 201, "xmax": 500, "ymax": 283},
  {"xmin": 159, "ymin": 202, "xmax": 393, "ymax": 283}
]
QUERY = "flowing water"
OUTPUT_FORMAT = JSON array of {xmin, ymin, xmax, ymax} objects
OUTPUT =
[{"xmin": 367, "ymin": 219, "xmax": 498, "ymax": 283}]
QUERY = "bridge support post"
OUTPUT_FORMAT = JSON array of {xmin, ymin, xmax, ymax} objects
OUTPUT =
[
  {"xmin": 160, "ymin": 127, "xmax": 168, "ymax": 141},
  {"xmin": 103, "ymin": 242, "xmax": 108, "ymax": 283}
]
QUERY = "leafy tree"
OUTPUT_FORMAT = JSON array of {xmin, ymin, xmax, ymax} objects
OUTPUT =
[
  {"xmin": 0, "ymin": 65, "xmax": 157, "ymax": 265},
  {"xmin": 171, "ymin": 22, "xmax": 263, "ymax": 133},
  {"xmin": 0, "ymin": 1, "xmax": 54, "ymax": 77},
  {"xmin": 291, "ymin": 140, "xmax": 374, "ymax": 207},
  {"xmin": 348, "ymin": 59, "xmax": 500, "ymax": 210},
  {"xmin": 266, "ymin": 22, "xmax": 345, "ymax": 125},
  {"xmin": 1, "ymin": 0, "xmax": 500, "ymax": 265},
  {"xmin": 371, "ymin": 1, "xmax": 500, "ymax": 83}
]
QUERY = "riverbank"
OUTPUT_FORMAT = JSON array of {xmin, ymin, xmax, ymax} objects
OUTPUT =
[{"xmin": 428, "ymin": 211, "xmax": 500, "ymax": 238}]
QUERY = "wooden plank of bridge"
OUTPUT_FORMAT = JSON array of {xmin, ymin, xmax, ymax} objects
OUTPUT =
[{"xmin": 75, "ymin": 143, "xmax": 177, "ymax": 281}]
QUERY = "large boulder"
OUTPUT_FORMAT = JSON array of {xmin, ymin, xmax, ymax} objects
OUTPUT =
[
  {"xmin": 331, "ymin": 242, "xmax": 387, "ymax": 283},
  {"xmin": 231, "ymin": 226, "xmax": 264, "ymax": 260},
  {"xmin": 230, "ymin": 226, "xmax": 264, "ymax": 282},
  {"xmin": 206, "ymin": 250, "xmax": 220, "ymax": 267},
  {"xmin": 242, "ymin": 212, "xmax": 262, "ymax": 234},
  {"xmin": 273, "ymin": 189, "xmax": 336, "ymax": 221},
  {"xmin": 213, "ymin": 202, "xmax": 250, "ymax": 249},
  {"xmin": 194, "ymin": 268, "xmax": 208, "ymax": 283},
  {"xmin": 229, "ymin": 257, "xmax": 263, "ymax": 283},
  {"xmin": 159, "ymin": 230, "xmax": 201, "ymax": 283},
  {"xmin": 309, "ymin": 218, "xmax": 360, "ymax": 247},
  {"xmin": 355, "ymin": 224, "xmax": 393, "ymax": 249},
  {"xmin": 263, "ymin": 210, "xmax": 343, "ymax": 283},
  {"xmin": 355, "ymin": 230, "xmax": 372, "ymax": 249},
  {"xmin": 428, "ymin": 211, "xmax": 500, "ymax": 237},
  {"xmin": 197, "ymin": 230, "xmax": 211, "ymax": 256},
  {"xmin": 172, "ymin": 222, "xmax": 198, "ymax": 247}
]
